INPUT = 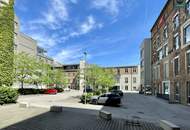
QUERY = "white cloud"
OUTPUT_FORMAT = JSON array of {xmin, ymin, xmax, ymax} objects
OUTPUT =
[
  {"xmin": 25, "ymin": 0, "xmax": 69, "ymax": 30},
  {"xmin": 53, "ymin": 45, "xmax": 84, "ymax": 63},
  {"xmin": 69, "ymin": 15, "xmax": 103, "ymax": 37},
  {"xmin": 92, "ymin": 0, "xmax": 120, "ymax": 16}
]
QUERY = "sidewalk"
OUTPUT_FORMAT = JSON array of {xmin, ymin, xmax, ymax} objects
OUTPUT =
[{"xmin": 0, "ymin": 104, "xmax": 163, "ymax": 130}]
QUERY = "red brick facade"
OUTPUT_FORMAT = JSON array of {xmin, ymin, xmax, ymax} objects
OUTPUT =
[{"xmin": 151, "ymin": 0, "xmax": 190, "ymax": 105}]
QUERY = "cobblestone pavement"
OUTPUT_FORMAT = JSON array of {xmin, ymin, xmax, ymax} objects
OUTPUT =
[{"xmin": 0, "ymin": 105, "xmax": 163, "ymax": 130}]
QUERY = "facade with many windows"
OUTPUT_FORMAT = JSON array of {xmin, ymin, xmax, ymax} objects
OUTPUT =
[
  {"xmin": 151, "ymin": 0, "xmax": 190, "ymax": 105},
  {"xmin": 104, "ymin": 65, "xmax": 140, "ymax": 92}
]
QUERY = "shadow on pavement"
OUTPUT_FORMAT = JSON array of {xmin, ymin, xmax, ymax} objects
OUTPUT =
[{"xmin": 1, "ymin": 106, "xmax": 163, "ymax": 130}]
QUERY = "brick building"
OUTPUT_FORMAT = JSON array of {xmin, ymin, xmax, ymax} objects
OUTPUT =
[{"xmin": 151, "ymin": 0, "xmax": 190, "ymax": 105}]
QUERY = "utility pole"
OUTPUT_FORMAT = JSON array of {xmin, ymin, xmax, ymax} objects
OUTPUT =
[{"xmin": 84, "ymin": 52, "xmax": 87, "ymax": 104}]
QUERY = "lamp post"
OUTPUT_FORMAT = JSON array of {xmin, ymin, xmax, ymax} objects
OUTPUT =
[{"xmin": 84, "ymin": 52, "xmax": 87, "ymax": 104}]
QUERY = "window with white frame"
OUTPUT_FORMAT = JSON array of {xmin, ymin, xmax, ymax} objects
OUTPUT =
[
  {"xmin": 187, "ymin": 51, "xmax": 190, "ymax": 73},
  {"xmin": 184, "ymin": 24, "xmax": 190, "ymax": 45},
  {"xmin": 173, "ymin": 14, "xmax": 179, "ymax": 30},
  {"xmin": 125, "ymin": 77, "xmax": 128, "ymax": 83},
  {"xmin": 133, "ymin": 77, "xmax": 136, "ymax": 83},
  {"xmin": 158, "ymin": 48, "xmax": 163, "ymax": 60},
  {"xmin": 174, "ymin": 57, "xmax": 180, "ymax": 76},
  {"xmin": 174, "ymin": 34, "xmax": 180, "ymax": 49}
]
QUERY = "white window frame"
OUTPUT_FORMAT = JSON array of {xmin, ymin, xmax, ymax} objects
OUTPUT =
[
  {"xmin": 162, "ymin": 81, "xmax": 170, "ymax": 95},
  {"xmin": 174, "ymin": 33, "xmax": 180, "ymax": 50},
  {"xmin": 186, "ymin": 50, "xmax": 190, "ymax": 73},
  {"xmin": 173, "ymin": 12, "xmax": 179, "ymax": 30},
  {"xmin": 181, "ymin": 19, "xmax": 190, "ymax": 48}
]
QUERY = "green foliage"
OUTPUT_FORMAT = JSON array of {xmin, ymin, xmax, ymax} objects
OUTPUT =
[
  {"xmin": 53, "ymin": 69, "xmax": 67, "ymax": 87},
  {"xmin": 80, "ymin": 92, "xmax": 93, "ymax": 103},
  {"xmin": 0, "ymin": 86, "xmax": 19, "ymax": 105},
  {"xmin": 14, "ymin": 52, "xmax": 67, "ymax": 89},
  {"xmin": 13, "ymin": 53, "xmax": 37, "ymax": 88},
  {"xmin": 93, "ymin": 90, "xmax": 101, "ymax": 95},
  {"xmin": 86, "ymin": 65, "xmax": 116, "ymax": 91},
  {"xmin": 0, "ymin": 0, "xmax": 15, "ymax": 86}
]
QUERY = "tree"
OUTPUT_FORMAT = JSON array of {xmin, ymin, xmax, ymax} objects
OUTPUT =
[
  {"xmin": 86, "ymin": 65, "xmax": 116, "ymax": 91},
  {"xmin": 0, "ymin": 0, "xmax": 15, "ymax": 86},
  {"xmin": 53, "ymin": 69, "xmax": 67, "ymax": 87},
  {"xmin": 13, "ymin": 53, "xmax": 36, "ymax": 89}
]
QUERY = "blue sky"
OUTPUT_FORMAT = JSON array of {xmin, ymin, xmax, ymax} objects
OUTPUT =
[{"xmin": 15, "ymin": 0, "xmax": 167, "ymax": 67}]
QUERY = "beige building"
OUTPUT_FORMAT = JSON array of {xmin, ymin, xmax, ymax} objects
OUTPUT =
[
  {"xmin": 14, "ymin": 16, "xmax": 60, "ymax": 67},
  {"xmin": 56, "ymin": 62, "xmax": 140, "ymax": 92},
  {"xmin": 104, "ymin": 65, "xmax": 141, "ymax": 92},
  {"xmin": 14, "ymin": 16, "xmax": 37, "ymax": 56}
]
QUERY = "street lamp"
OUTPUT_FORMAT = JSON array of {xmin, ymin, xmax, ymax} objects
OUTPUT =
[{"xmin": 84, "ymin": 52, "xmax": 87, "ymax": 104}]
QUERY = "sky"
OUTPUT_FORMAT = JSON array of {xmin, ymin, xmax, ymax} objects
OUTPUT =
[{"xmin": 14, "ymin": 0, "xmax": 167, "ymax": 67}]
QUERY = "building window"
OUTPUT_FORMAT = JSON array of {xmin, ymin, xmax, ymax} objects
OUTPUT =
[
  {"xmin": 175, "ymin": 82, "xmax": 180, "ymax": 102},
  {"xmin": 187, "ymin": 51, "xmax": 190, "ymax": 73},
  {"xmin": 117, "ymin": 69, "xmax": 120, "ymax": 75},
  {"xmin": 184, "ymin": 24, "xmax": 190, "ymax": 45},
  {"xmin": 133, "ymin": 87, "xmax": 136, "ymax": 91},
  {"xmin": 125, "ymin": 85, "xmax": 128, "ymax": 90},
  {"xmin": 125, "ymin": 68, "xmax": 128, "ymax": 73},
  {"xmin": 133, "ymin": 77, "xmax": 136, "ymax": 83},
  {"xmin": 174, "ymin": 57, "xmax": 180, "ymax": 76},
  {"xmin": 173, "ymin": 14, "xmax": 179, "ymax": 30},
  {"xmin": 163, "ymin": 62, "xmax": 169, "ymax": 79},
  {"xmin": 163, "ymin": 26, "xmax": 168, "ymax": 40},
  {"xmin": 163, "ymin": 82, "xmax": 169, "ymax": 94},
  {"xmin": 174, "ymin": 34, "xmax": 180, "ymax": 49},
  {"xmin": 163, "ymin": 44, "xmax": 168, "ymax": 57},
  {"xmin": 186, "ymin": 0, "xmax": 190, "ymax": 15},
  {"xmin": 158, "ymin": 48, "xmax": 163, "ymax": 60},
  {"xmin": 133, "ymin": 68, "xmax": 137, "ymax": 73},
  {"xmin": 125, "ymin": 77, "xmax": 128, "ymax": 83}
]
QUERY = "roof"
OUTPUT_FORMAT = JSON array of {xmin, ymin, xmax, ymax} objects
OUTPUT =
[{"xmin": 103, "ymin": 65, "xmax": 139, "ymax": 69}]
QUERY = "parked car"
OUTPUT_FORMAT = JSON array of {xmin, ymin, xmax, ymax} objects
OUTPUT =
[
  {"xmin": 111, "ymin": 90, "xmax": 123, "ymax": 97},
  {"xmin": 145, "ymin": 87, "xmax": 152, "ymax": 95},
  {"xmin": 90, "ymin": 93, "xmax": 121, "ymax": 106},
  {"xmin": 89, "ymin": 96, "xmax": 99, "ymax": 104},
  {"xmin": 44, "ymin": 89, "xmax": 57, "ymax": 94},
  {"xmin": 64, "ymin": 87, "xmax": 70, "ymax": 91}
]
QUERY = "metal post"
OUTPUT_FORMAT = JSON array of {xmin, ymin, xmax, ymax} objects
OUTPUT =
[{"xmin": 84, "ymin": 52, "xmax": 87, "ymax": 104}]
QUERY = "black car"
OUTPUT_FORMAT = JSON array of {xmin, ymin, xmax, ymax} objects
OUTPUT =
[
  {"xmin": 96, "ymin": 93, "xmax": 121, "ymax": 106},
  {"xmin": 111, "ymin": 90, "xmax": 123, "ymax": 96}
]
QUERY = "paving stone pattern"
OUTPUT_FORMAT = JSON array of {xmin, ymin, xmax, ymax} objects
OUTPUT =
[{"xmin": 1, "ymin": 108, "xmax": 164, "ymax": 130}]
